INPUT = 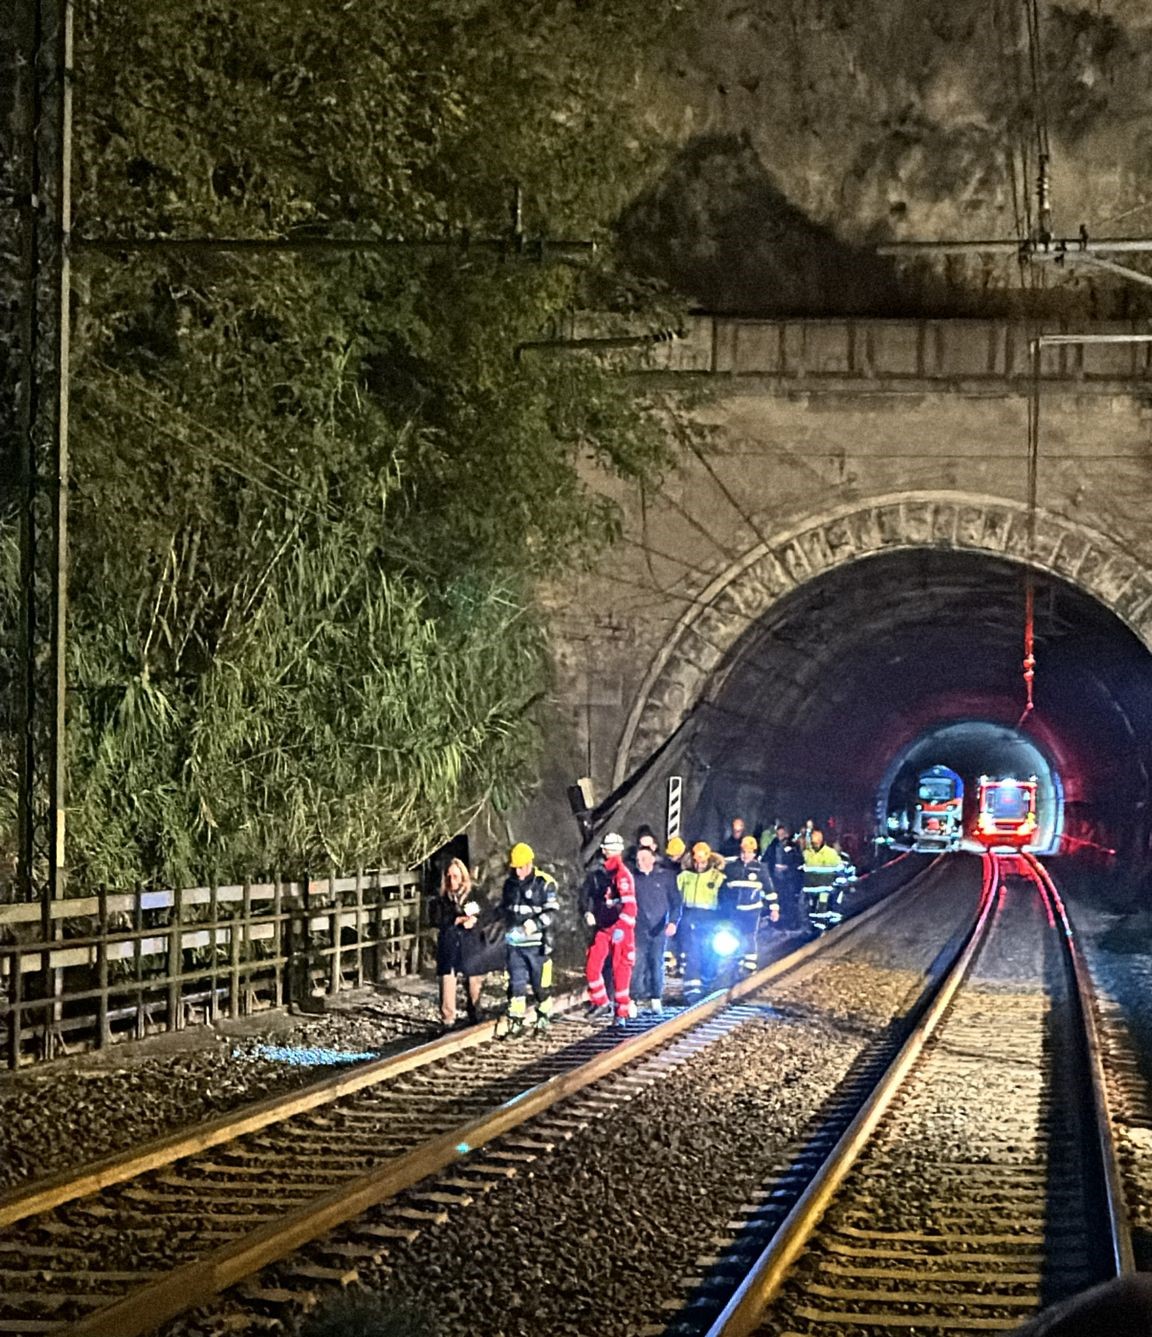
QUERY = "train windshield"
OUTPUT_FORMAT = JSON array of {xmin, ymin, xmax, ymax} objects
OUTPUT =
[
  {"xmin": 986, "ymin": 784, "xmax": 1030, "ymax": 819},
  {"xmin": 918, "ymin": 777, "xmax": 956, "ymax": 803}
]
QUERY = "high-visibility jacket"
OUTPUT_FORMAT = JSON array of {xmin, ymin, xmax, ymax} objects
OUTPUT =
[
  {"xmin": 803, "ymin": 845, "xmax": 841, "ymax": 869},
  {"xmin": 677, "ymin": 864, "xmax": 725, "ymax": 911}
]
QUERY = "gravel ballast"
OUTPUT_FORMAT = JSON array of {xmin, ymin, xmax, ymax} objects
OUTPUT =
[{"xmin": 165, "ymin": 856, "xmax": 985, "ymax": 1337}]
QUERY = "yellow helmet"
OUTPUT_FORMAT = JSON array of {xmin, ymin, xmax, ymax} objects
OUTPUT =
[
  {"xmin": 691, "ymin": 841, "xmax": 712, "ymax": 860},
  {"xmin": 665, "ymin": 836, "xmax": 686, "ymax": 858},
  {"xmin": 509, "ymin": 841, "xmax": 534, "ymax": 867}
]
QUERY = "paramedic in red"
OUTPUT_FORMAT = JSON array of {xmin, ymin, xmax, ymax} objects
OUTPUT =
[{"xmin": 584, "ymin": 831, "xmax": 637, "ymax": 1027}]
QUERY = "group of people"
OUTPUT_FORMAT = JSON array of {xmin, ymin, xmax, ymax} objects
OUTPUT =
[{"xmin": 434, "ymin": 814, "xmax": 848, "ymax": 1036}]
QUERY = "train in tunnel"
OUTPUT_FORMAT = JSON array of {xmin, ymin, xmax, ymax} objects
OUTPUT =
[
  {"xmin": 903, "ymin": 765, "xmax": 1038, "ymax": 852},
  {"xmin": 911, "ymin": 765, "xmax": 964, "ymax": 851},
  {"xmin": 973, "ymin": 775, "xmax": 1039, "ymax": 850}
]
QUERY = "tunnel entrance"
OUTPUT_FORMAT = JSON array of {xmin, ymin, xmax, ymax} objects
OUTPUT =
[
  {"xmin": 879, "ymin": 721, "xmax": 1062, "ymax": 854},
  {"xmin": 657, "ymin": 549, "xmax": 1152, "ymax": 868}
]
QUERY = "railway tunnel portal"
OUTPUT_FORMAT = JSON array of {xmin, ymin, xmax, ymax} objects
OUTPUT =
[{"xmin": 527, "ymin": 317, "xmax": 1152, "ymax": 874}]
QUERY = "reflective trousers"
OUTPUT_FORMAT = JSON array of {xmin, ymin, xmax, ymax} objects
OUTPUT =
[
  {"xmin": 680, "ymin": 907, "xmax": 718, "ymax": 998},
  {"xmin": 507, "ymin": 945, "xmax": 553, "ymax": 1020},
  {"xmin": 733, "ymin": 906, "xmax": 761, "ymax": 975},
  {"xmin": 586, "ymin": 927, "xmax": 635, "ymax": 1018}
]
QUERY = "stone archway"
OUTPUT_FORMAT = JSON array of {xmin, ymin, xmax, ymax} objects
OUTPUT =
[{"xmin": 613, "ymin": 491, "xmax": 1152, "ymax": 785}]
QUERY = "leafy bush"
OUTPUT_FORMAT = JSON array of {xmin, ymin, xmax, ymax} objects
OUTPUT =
[{"xmin": 2, "ymin": 0, "xmax": 701, "ymax": 889}]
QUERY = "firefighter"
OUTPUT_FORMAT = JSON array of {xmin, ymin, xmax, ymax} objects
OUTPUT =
[
  {"xmin": 724, "ymin": 835, "xmax": 770, "ymax": 973},
  {"xmin": 803, "ymin": 828, "xmax": 843, "ymax": 919},
  {"xmin": 676, "ymin": 842, "xmax": 726, "ymax": 1001},
  {"xmin": 584, "ymin": 831, "xmax": 637, "ymax": 1026},
  {"xmin": 500, "ymin": 842, "xmax": 558, "ymax": 1040}
]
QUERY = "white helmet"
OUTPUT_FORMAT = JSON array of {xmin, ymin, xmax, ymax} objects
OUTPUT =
[{"xmin": 600, "ymin": 831, "xmax": 624, "ymax": 854}]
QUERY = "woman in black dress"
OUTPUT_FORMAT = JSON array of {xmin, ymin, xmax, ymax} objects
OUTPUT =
[{"xmin": 434, "ymin": 858, "xmax": 487, "ymax": 1028}]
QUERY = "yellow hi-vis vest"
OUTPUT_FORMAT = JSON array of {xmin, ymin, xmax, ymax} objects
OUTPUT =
[{"xmin": 677, "ymin": 866, "xmax": 724, "ymax": 911}]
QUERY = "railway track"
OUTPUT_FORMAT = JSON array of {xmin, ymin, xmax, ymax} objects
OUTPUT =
[
  {"xmin": 0, "ymin": 855, "xmax": 954, "ymax": 1337},
  {"xmin": 691, "ymin": 851, "xmax": 1130, "ymax": 1337}
]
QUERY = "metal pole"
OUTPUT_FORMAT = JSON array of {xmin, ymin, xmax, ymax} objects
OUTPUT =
[{"xmin": 5, "ymin": 0, "xmax": 71, "ymax": 916}]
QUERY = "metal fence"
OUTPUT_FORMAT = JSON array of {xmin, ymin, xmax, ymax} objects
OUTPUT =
[{"xmin": 0, "ymin": 870, "xmax": 426, "ymax": 1068}]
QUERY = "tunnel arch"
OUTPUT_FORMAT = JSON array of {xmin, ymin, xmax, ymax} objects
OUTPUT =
[{"xmin": 615, "ymin": 491, "xmax": 1152, "ymax": 786}]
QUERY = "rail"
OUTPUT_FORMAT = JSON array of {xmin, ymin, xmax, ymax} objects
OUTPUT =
[
  {"xmin": 0, "ymin": 855, "xmax": 943, "ymax": 1337},
  {"xmin": 703, "ymin": 852, "xmax": 1132, "ymax": 1337}
]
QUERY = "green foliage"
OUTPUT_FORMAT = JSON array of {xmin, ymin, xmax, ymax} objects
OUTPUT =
[{"xmin": 5, "ymin": 0, "xmax": 702, "ymax": 887}]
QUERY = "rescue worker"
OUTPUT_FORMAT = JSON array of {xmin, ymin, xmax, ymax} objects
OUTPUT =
[
  {"xmin": 803, "ymin": 827, "xmax": 843, "ymax": 919},
  {"xmin": 759, "ymin": 818, "xmax": 784, "ymax": 857},
  {"xmin": 500, "ymin": 842, "xmax": 558, "ymax": 1040},
  {"xmin": 630, "ymin": 834, "xmax": 682, "ymax": 1012},
  {"xmin": 584, "ymin": 831, "xmax": 638, "ymax": 1026},
  {"xmin": 804, "ymin": 828, "xmax": 841, "ymax": 867},
  {"xmin": 676, "ymin": 842, "xmax": 726, "ymax": 1001},
  {"xmin": 718, "ymin": 816, "xmax": 747, "ymax": 858},
  {"xmin": 724, "ymin": 835, "xmax": 771, "ymax": 973},
  {"xmin": 765, "ymin": 823, "xmax": 805, "ymax": 930},
  {"xmin": 662, "ymin": 835, "xmax": 687, "ymax": 872}
]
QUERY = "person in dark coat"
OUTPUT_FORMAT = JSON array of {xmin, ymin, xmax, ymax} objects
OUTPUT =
[
  {"xmin": 433, "ymin": 858, "xmax": 487, "ymax": 1028},
  {"xmin": 630, "ymin": 833, "xmax": 682, "ymax": 1013},
  {"xmin": 764, "ymin": 823, "xmax": 806, "ymax": 931},
  {"xmin": 717, "ymin": 816, "xmax": 748, "ymax": 859}
]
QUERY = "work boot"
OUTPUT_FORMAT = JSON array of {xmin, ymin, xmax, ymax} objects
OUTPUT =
[
  {"xmin": 650, "ymin": 999, "xmax": 664, "ymax": 1015},
  {"xmin": 585, "ymin": 1002, "xmax": 611, "ymax": 1020},
  {"xmin": 611, "ymin": 1013, "xmax": 629, "ymax": 1029},
  {"xmin": 502, "ymin": 1017, "xmax": 526, "ymax": 1041},
  {"xmin": 533, "ymin": 1014, "xmax": 551, "ymax": 1038}
]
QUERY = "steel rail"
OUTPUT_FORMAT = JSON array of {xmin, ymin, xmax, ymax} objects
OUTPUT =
[
  {"xmin": 1, "ymin": 853, "xmax": 939, "ymax": 1231},
  {"xmin": 0, "ymin": 991, "xmax": 580, "ymax": 1230},
  {"xmin": 1022, "ymin": 851, "xmax": 1134, "ymax": 1277},
  {"xmin": 701, "ymin": 852, "xmax": 1001, "ymax": 1337},
  {"xmin": 52, "ymin": 857, "xmax": 949, "ymax": 1337}
]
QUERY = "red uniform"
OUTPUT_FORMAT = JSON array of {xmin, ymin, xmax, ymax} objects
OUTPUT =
[{"xmin": 585, "ymin": 854, "xmax": 637, "ymax": 1019}]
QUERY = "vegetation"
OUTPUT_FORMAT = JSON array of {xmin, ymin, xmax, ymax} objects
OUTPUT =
[{"xmin": 11, "ymin": 0, "xmax": 698, "ymax": 888}]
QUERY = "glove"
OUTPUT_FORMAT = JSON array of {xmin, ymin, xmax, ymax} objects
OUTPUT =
[
  {"xmin": 611, "ymin": 927, "xmax": 625, "ymax": 944},
  {"xmin": 522, "ymin": 918, "xmax": 537, "ymax": 936},
  {"xmin": 584, "ymin": 911, "xmax": 597, "ymax": 928}
]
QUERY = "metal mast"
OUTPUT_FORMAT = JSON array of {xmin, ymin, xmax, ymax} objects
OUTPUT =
[{"xmin": 2, "ymin": 0, "xmax": 73, "ymax": 913}]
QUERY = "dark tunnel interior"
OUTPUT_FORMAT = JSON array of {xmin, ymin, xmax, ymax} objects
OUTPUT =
[{"xmin": 683, "ymin": 551, "xmax": 1152, "ymax": 868}]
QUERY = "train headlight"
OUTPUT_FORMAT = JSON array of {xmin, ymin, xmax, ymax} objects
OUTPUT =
[{"xmin": 711, "ymin": 926, "xmax": 742, "ymax": 958}]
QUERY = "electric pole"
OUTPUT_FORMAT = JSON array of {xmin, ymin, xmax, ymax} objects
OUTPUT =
[{"xmin": 2, "ymin": 0, "xmax": 72, "ymax": 919}]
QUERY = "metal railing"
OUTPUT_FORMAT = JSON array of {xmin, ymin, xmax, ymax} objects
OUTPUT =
[{"xmin": 0, "ymin": 870, "xmax": 425, "ymax": 1068}]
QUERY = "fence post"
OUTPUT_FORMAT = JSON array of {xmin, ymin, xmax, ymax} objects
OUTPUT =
[
  {"xmin": 407, "ymin": 875, "xmax": 421, "ymax": 975},
  {"xmin": 272, "ymin": 875, "xmax": 284, "ymax": 1008},
  {"xmin": 208, "ymin": 880, "xmax": 219, "ymax": 1022},
  {"xmin": 96, "ymin": 885, "xmax": 109, "ymax": 1049},
  {"xmin": 133, "ymin": 883, "xmax": 145, "ymax": 1039},
  {"xmin": 229, "ymin": 881, "xmax": 243, "ymax": 1018},
  {"xmin": 168, "ymin": 884, "xmax": 183, "ymax": 1032},
  {"xmin": 7, "ymin": 952, "xmax": 21, "ymax": 1069},
  {"xmin": 328, "ymin": 871, "xmax": 340, "ymax": 997},
  {"xmin": 353, "ymin": 867, "xmax": 365, "ymax": 988}
]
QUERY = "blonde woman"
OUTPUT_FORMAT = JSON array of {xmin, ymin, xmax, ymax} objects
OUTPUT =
[{"xmin": 434, "ymin": 858, "xmax": 486, "ymax": 1028}]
